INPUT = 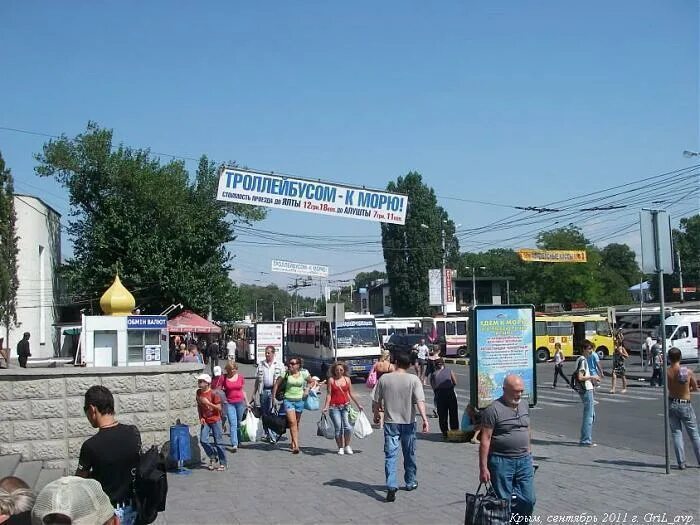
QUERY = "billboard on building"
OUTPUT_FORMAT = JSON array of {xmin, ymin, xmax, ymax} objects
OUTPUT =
[
  {"xmin": 517, "ymin": 249, "xmax": 587, "ymax": 263},
  {"xmin": 255, "ymin": 322, "xmax": 284, "ymax": 363},
  {"xmin": 428, "ymin": 269, "xmax": 442, "ymax": 306},
  {"xmin": 217, "ymin": 168, "xmax": 407, "ymax": 224},
  {"xmin": 271, "ymin": 259, "xmax": 329, "ymax": 277}
]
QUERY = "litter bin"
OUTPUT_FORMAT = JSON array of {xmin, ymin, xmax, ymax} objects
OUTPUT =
[{"xmin": 169, "ymin": 424, "xmax": 191, "ymax": 474}]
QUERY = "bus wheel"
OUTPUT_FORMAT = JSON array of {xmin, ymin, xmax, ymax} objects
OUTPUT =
[
  {"xmin": 596, "ymin": 347, "xmax": 609, "ymax": 360},
  {"xmin": 457, "ymin": 347, "xmax": 469, "ymax": 358},
  {"xmin": 536, "ymin": 347, "xmax": 550, "ymax": 363}
]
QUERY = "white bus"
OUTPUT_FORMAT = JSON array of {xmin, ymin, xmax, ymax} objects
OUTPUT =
[
  {"xmin": 286, "ymin": 314, "xmax": 382, "ymax": 378},
  {"xmin": 375, "ymin": 317, "xmax": 424, "ymax": 346}
]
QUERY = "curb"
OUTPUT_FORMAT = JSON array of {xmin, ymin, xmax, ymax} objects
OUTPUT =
[{"xmin": 443, "ymin": 358, "xmax": 469, "ymax": 366}]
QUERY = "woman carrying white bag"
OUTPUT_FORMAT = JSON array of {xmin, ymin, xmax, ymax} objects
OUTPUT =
[{"xmin": 322, "ymin": 362, "xmax": 365, "ymax": 455}]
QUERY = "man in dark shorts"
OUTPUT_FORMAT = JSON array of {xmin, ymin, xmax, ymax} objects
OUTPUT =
[
  {"xmin": 16, "ymin": 332, "xmax": 31, "ymax": 368},
  {"xmin": 76, "ymin": 385, "xmax": 141, "ymax": 525},
  {"xmin": 479, "ymin": 374, "xmax": 535, "ymax": 519}
]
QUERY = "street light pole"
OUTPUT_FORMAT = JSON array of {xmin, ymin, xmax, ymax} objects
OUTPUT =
[
  {"xmin": 255, "ymin": 299, "xmax": 259, "ymax": 321},
  {"xmin": 677, "ymin": 251, "xmax": 685, "ymax": 303},
  {"xmin": 466, "ymin": 266, "xmax": 487, "ymax": 308}
]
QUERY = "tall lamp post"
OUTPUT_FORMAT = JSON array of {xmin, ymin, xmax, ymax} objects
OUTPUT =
[
  {"xmin": 465, "ymin": 266, "xmax": 486, "ymax": 308},
  {"xmin": 421, "ymin": 222, "xmax": 448, "ymax": 314}
]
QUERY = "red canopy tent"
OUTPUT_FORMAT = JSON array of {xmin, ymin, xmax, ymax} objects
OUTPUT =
[{"xmin": 167, "ymin": 310, "xmax": 221, "ymax": 334}]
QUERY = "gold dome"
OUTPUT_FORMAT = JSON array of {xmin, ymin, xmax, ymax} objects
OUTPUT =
[{"xmin": 99, "ymin": 274, "xmax": 135, "ymax": 316}]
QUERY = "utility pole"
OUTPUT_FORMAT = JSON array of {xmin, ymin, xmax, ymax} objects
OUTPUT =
[
  {"xmin": 677, "ymin": 251, "xmax": 685, "ymax": 303},
  {"xmin": 441, "ymin": 228, "xmax": 446, "ymax": 315}
]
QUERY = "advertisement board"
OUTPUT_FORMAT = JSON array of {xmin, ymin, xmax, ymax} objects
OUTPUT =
[
  {"xmin": 255, "ymin": 322, "xmax": 284, "ymax": 363},
  {"xmin": 127, "ymin": 316, "xmax": 167, "ymax": 330},
  {"xmin": 517, "ymin": 249, "xmax": 587, "ymax": 263},
  {"xmin": 271, "ymin": 259, "xmax": 329, "ymax": 277},
  {"xmin": 217, "ymin": 168, "xmax": 407, "ymax": 224},
  {"xmin": 469, "ymin": 305, "xmax": 536, "ymax": 409},
  {"xmin": 428, "ymin": 269, "xmax": 442, "ymax": 306}
]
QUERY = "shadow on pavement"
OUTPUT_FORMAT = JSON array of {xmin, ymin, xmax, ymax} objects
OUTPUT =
[
  {"xmin": 594, "ymin": 459, "xmax": 666, "ymax": 469},
  {"xmin": 531, "ymin": 438, "xmax": 580, "ymax": 447},
  {"xmin": 323, "ymin": 478, "xmax": 387, "ymax": 501},
  {"xmin": 298, "ymin": 445, "xmax": 345, "ymax": 456},
  {"xmin": 416, "ymin": 433, "xmax": 450, "ymax": 443}
]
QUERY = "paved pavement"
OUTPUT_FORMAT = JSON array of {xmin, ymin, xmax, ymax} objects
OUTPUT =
[{"xmin": 156, "ymin": 364, "xmax": 699, "ymax": 525}]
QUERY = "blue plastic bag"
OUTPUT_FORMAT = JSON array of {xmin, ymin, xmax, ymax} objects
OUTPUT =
[
  {"xmin": 304, "ymin": 390, "xmax": 320, "ymax": 411},
  {"xmin": 461, "ymin": 409, "xmax": 473, "ymax": 432}
]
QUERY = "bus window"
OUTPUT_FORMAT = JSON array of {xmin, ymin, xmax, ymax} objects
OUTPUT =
[
  {"xmin": 584, "ymin": 321, "xmax": 596, "ymax": 333},
  {"xmin": 457, "ymin": 321, "xmax": 467, "ymax": 336},
  {"xmin": 306, "ymin": 321, "xmax": 315, "ymax": 344},
  {"xmin": 377, "ymin": 328, "xmax": 388, "ymax": 337},
  {"xmin": 445, "ymin": 321, "xmax": 456, "ymax": 336},
  {"xmin": 437, "ymin": 321, "xmax": 446, "ymax": 338},
  {"xmin": 596, "ymin": 321, "xmax": 611, "ymax": 336},
  {"xmin": 535, "ymin": 321, "xmax": 546, "ymax": 336},
  {"xmin": 547, "ymin": 322, "xmax": 572, "ymax": 336}
]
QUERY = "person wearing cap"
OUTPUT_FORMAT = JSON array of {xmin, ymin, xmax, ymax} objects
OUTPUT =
[
  {"xmin": 196, "ymin": 373, "xmax": 227, "ymax": 471},
  {"xmin": 75, "ymin": 386, "xmax": 140, "ymax": 525},
  {"xmin": 210, "ymin": 366, "xmax": 229, "ymax": 433},
  {"xmin": 32, "ymin": 476, "xmax": 117, "ymax": 525}
]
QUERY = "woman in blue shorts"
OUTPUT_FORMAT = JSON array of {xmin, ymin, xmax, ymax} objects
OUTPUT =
[{"xmin": 272, "ymin": 356, "xmax": 315, "ymax": 454}]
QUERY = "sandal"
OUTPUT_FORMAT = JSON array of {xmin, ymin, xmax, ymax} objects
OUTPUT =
[
  {"xmin": 292, "ymin": 448, "xmax": 300, "ymax": 454},
  {"xmin": 207, "ymin": 459, "xmax": 215, "ymax": 471},
  {"xmin": 216, "ymin": 464, "xmax": 227, "ymax": 471}
]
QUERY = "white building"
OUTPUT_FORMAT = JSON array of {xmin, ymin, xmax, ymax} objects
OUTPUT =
[{"xmin": 1, "ymin": 194, "xmax": 61, "ymax": 359}]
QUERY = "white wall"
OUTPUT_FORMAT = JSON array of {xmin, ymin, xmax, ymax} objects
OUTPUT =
[{"xmin": 1, "ymin": 195, "xmax": 61, "ymax": 359}]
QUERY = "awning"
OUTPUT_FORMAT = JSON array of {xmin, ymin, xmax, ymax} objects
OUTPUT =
[{"xmin": 167, "ymin": 310, "xmax": 221, "ymax": 334}]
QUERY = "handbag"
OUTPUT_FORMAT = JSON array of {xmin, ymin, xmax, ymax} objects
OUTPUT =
[
  {"xmin": 348, "ymin": 405, "xmax": 359, "ymax": 424},
  {"xmin": 304, "ymin": 390, "xmax": 320, "ymax": 411},
  {"xmin": 464, "ymin": 483, "xmax": 510, "ymax": 525},
  {"xmin": 275, "ymin": 373, "xmax": 288, "ymax": 402},
  {"xmin": 365, "ymin": 368, "xmax": 377, "ymax": 389}
]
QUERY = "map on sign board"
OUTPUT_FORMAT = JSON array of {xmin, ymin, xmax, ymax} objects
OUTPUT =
[
  {"xmin": 271, "ymin": 259, "xmax": 329, "ymax": 277},
  {"xmin": 216, "ymin": 168, "xmax": 407, "ymax": 225}
]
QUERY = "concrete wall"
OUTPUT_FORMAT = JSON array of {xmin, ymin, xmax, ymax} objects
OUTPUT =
[
  {"xmin": 1, "ymin": 195, "xmax": 61, "ymax": 358},
  {"xmin": 0, "ymin": 363, "xmax": 202, "ymax": 473}
]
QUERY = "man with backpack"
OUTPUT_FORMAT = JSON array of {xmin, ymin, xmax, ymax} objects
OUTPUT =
[
  {"xmin": 571, "ymin": 341, "xmax": 599, "ymax": 447},
  {"xmin": 76, "ymin": 386, "xmax": 142, "ymax": 525}
]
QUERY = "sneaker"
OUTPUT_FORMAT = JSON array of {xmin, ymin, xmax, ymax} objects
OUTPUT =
[
  {"xmin": 405, "ymin": 483, "xmax": 418, "ymax": 491},
  {"xmin": 679, "ymin": 463, "xmax": 687, "ymax": 470},
  {"xmin": 593, "ymin": 400, "xmax": 600, "ymax": 405},
  {"xmin": 231, "ymin": 446, "xmax": 238, "ymax": 453},
  {"xmin": 344, "ymin": 446, "xmax": 354, "ymax": 455},
  {"xmin": 579, "ymin": 442, "xmax": 597, "ymax": 447},
  {"xmin": 337, "ymin": 448, "xmax": 345, "ymax": 455},
  {"xmin": 386, "ymin": 488, "xmax": 397, "ymax": 502}
]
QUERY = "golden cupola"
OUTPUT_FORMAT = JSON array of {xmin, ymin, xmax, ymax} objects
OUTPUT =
[{"xmin": 99, "ymin": 274, "xmax": 135, "ymax": 316}]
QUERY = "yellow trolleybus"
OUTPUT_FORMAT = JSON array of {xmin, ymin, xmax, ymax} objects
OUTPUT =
[{"xmin": 534, "ymin": 314, "xmax": 613, "ymax": 363}]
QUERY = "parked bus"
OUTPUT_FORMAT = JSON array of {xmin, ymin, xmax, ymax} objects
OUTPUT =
[
  {"xmin": 375, "ymin": 317, "xmax": 423, "ymax": 346},
  {"xmin": 231, "ymin": 320, "xmax": 255, "ymax": 362},
  {"xmin": 421, "ymin": 316, "xmax": 469, "ymax": 358},
  {"xmin": 534, "ymin": 314, "xmax": 614, "ymax": 362},
  {"xmin": 285, "ymin": 314, "xmax": 381, "ymax": 378}
]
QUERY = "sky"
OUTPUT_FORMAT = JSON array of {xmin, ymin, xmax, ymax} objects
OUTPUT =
[{"xmin": 1, "ymin": 1, "xmax": 698, "ymax": 298}]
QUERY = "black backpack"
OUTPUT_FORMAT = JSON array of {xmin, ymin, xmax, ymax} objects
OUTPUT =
[
  {"xmin": 570, "ymin": 357, "xmax": 585, "ymax": 393},
  {"xmin": 134, "ymin": 445, "xmax": 168, "ymax": 525}
]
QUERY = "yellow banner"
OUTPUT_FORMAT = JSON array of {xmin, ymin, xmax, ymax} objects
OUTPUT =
[{"xmin": 518, "ymin": 249, "xmax": 587, "ymax": 263}]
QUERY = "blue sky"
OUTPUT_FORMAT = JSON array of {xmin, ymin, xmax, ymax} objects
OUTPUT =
[{"xmin": 1, "ymin": 1, "xmax": 698, "ymax": 297}]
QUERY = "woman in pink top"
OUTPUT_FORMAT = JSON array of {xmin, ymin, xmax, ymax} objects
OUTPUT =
[{"xmin": 223, "ymin": 362, "xmax": 249, "ymax": 451}]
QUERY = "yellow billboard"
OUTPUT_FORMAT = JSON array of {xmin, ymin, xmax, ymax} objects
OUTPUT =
[{"xmin": 518, "ymin": 249, "xmax": 587, "ymax": 263}]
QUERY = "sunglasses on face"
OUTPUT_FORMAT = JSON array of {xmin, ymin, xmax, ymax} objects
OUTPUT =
[{"xmin": 289, "ymin": 361, "xmax": 299, "ymax": 365}]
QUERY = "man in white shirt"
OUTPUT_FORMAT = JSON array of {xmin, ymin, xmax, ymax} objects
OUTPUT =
[
  {"xmin": 226, "ymin": 339, "xmax": 236, "ymax": 360},
  {"xmin": 575, "ymin": 341, "xmax": 599, "ymax": 446},
  {"xmin": 254, "ymin": 346, "xmax": 285, "ymax": 442},
  {"xmin": 412, "ymin": 338, "xmax": 430, "ymax": 385}
]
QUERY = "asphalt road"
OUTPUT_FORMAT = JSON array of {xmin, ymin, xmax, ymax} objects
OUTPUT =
[
  {"xmin": 233, "ymin": 360, "xmax": 699, "ymax": 460},
  {"xmin": 450, "ymin": 361, "xmax": 700, "ymax": 458}
]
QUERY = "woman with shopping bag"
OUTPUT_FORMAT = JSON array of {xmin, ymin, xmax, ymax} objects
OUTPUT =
[
  {"xmin": 272, "ymin": 356, "xmax": 316, "ymax": 454},
  {"xmin": 322, "ymin": 362, "xmax": 364, "ymax": 455}
]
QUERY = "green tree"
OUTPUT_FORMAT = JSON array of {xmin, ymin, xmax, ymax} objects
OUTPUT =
[
  {"xmin": 353, "ymin": 270, "xmax": 386, "ymax": 290},
  {"xmin": 534, "ymin": 226, "xmax": 604, "ymax": 307},
  {"xmin": 0, "ymin": 152, "xmax": 19, "ymax": 347},
  {"xmin": 381, "ymin": 172, "xmax": 459, "ymax": 316},
  {"xmin": 650, "ymin": 214, "xmax": 700, "ymax": 302},
  {"xmin": 35, "ymin": 122, "xmax": 264, "ymax": 319}
]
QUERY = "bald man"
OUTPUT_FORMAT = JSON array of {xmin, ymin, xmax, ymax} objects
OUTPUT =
[{"xmin": 478, "ymin": 374, "xmax": 535, "ymax": 519}]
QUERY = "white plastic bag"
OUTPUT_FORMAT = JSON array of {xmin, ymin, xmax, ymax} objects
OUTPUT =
[
  {"xmin": 352, "ymin": 410, "xmax": 373, "ymax": 439},
  {"xmin": 243, "ymin": 408, "xmax": 262, "ymax": 443}
]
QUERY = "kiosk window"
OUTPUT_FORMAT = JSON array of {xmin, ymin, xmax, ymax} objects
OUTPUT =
[{"xmin": 128, "ymin": 331, "xmax": 160, "ymax": 362}]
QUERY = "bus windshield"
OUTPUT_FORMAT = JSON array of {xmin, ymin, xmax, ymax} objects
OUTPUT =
[{"xmin": 333, "ymin": 324, "xmax": 379, "ymax": 348}]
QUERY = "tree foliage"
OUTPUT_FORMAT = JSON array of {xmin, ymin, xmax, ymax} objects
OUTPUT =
[
  {"xmin": 381, "ymin": 172, "xmax": 459, "ymax": 316},
  {"xmin": 238, "ymin": 283, "xmax": 317, "ymax": 320},
  {"xmin": 0, "ymin": 151, "xmax": 19, "ymax": 345},
  {"xmin": 649, "ymin": 214, "xmax": 700, "ymax": 302},
  {"xmin": 35, "ymin": 122, "xmax": 265, "ymax": 319}
]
